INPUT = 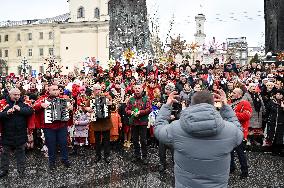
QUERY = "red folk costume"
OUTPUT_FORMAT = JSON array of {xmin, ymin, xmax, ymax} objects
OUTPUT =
[
  {"xmin": 145, "ymin": 84, "xmax": 161, "ymax": 102},
  {"xmin": 77, "ymin": 94, "xmax": 88, "ymax": 108},
  {"xmin": 76, "ymin": 85, "xmax": 88, "ymax": 108},
  {"xmin": 230, "ymin": 99, "xmax": 252, "ymax": 140}
]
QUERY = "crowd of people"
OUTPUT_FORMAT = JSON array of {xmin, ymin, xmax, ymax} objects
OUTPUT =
[{"xmin": 0, "ymin": 58, "xmax": 283, "ymax": 184}]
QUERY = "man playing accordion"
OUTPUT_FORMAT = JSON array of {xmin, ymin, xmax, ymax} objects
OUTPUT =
[
  {"xmin": 85, "ymin": 84, "xmax": 112, "ymax": 164},
  {"xmin": 34, "ymin": 84, "xmax": 73, "ymax": 170}
]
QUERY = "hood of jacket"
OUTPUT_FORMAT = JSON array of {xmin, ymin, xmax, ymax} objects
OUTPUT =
[{"xmin": 180, "ymin": 103, "xmax": 225, "ymax": 137}]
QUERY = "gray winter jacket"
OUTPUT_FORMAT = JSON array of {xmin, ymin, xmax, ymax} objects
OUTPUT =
[{"xmin": 154, "ymin": 103, "xmax": 243, "ymax": 188}]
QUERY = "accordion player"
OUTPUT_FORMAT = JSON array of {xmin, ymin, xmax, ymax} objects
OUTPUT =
[
  {"xmin": 44, "ymin": 98, "xmax": 70, "ymax": 124},
  {"xmin": 89, "ymin": 96, "xmax": 111, "ymax": 122}
]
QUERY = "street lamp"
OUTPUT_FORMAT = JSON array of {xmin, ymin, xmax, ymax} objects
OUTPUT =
[
  {"xmin": 44, "ymin": 56, "xmax": 62, "ymax": 73},
  {"xmin": 20, "ymin": 57, "xmax": 29, "ymax": 77}
]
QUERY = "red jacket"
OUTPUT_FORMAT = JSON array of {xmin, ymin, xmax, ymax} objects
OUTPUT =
[
  {"xmin": 34, "ymin": 95, "xmax": 72, "ymax": 129},
  {"xmin": 232, "ymin": 100, "xmax": 252, "ymax": 140}
]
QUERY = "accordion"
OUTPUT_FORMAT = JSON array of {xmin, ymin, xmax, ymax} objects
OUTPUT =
[
  {"xmin": 90, "ymin": 96, "xmax": 110, "ymax": 121},
  {"xmin": 44, "ymin": 98, "xmax": 70, "ymax": 124}
]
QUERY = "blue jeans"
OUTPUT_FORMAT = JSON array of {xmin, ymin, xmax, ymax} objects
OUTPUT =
[
  {"xmin": 231, "ymin": 142, "xmax": 248, "ymax": 174},
  {"xmin": 43, "ymin": 127, "xmax": 68, "ymax": 165}
]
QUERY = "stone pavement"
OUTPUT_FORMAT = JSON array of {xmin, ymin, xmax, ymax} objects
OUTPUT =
[{"xmin": 0, "ymin": 145, "xmax": 283, "ymax": 188}]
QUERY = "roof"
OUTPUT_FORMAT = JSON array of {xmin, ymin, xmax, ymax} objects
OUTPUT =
[{"xmin": 0, "ymin": 13, "xmax": 70, "ymax": 28}]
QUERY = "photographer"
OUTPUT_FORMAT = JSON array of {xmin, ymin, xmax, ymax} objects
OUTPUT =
[
  {"xmin": 158, "ymin": 82, "xmax": 182, "ymax": 172},
  {"xmin": 154, "ymin": 90, "xmax": 243, "ymax": 187}
]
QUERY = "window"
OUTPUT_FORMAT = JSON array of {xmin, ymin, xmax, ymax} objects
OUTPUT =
[
  {"xmin": 241, "ymin": 52, "xmax": 247, "ymax": 59},
  {"xmin": 17, "ymin": 49, "xmax": 21, "ymax": 57},
  {"xmin": 49, "ymin": 32, "xmax": 53, "ymax": 40},
  {"xmin": 17, "ymin": 66, "xmax": 21, "ymax": 75},
  {"xmin": 0, "ymin": 35, "xmax": 2, "ymax": 43},
  {"xmin": 17, "ymin": 33, "xmax": 21, "ymax": 41},
  {"xmin": 28, "ymin": 33, "xmax": 32, "ymax": 40},
  {"xmin": 77, "ymin": 7, "xmax": 85, "ymax": 18},
  {"xmin": 39, "ymin": 32, "xmax": 43, "ymax": 40},
  {"xmin": 94, "ymin": 8, "xmax": 100, "ymax": 19},
  {"xmin": 40, "ymin": 66, "xmax": 44, "ymax": 73},
  {"xmin": 0, "ymin": 49, "xmax": 2, "ymax": 57},
  {"xmin": 4, "ymin": 35, "xmax": 8, "ymax": 42},
  {"xmin": 28, "ymin": 49, "xmax": 32, "ymax": 56},
  {"xmin": 39, "ymin": 48, "xmax": 44, "ymax": 56},
  {"xmin": 5, "ymin": 50, "xmax": 8, "ymax": 57},
  {"xmin": 49, "ymin": 48, "xmax": 54, "ymax": 56}
]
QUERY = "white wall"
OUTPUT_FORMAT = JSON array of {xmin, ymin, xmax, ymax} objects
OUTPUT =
[
  {"xmin": 60, "ymin": 30, "xmax": 97, "ymax": 74},
  {"xmin": 60, "ymin": 23, "xmax": 109, "ymax": 74},
  {"xmin": 69, "ymin": 0, "xmax": 109, "ymax": 22}
]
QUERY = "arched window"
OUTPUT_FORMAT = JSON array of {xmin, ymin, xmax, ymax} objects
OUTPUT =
[
  {"xmin": 94, "ymin": 7, "xmax": 100, "ymax": 19},
  {"xmin": 77, "ymin": 7, "xmax": 85, "ymax": 18}
]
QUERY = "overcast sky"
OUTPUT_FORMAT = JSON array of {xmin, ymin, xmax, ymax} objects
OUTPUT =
[{"xmin": 0, "ymin": 0, "xmax": 264, "ymax": 47}]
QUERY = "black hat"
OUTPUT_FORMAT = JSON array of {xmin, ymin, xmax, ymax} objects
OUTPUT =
[
  {"xmin": 207, "ymin": 65, "xmax": 214, "ymax": 70},
  {"xmin": 274, "ymin": 89, "xmax": 284, "ymax": 96},
  {"xmin": 124, "ymin": 63, "xmax": 133, "ymax": 68}
]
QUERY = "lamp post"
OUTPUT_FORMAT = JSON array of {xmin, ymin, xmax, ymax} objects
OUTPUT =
[
  {"xmin": 20, "ymin": 57, "xmax": 29, "ymax": 78},
  {"xmin": 48, "ymin": 56, "xmax": 56, "ymax": 73},
  {"xmin": 44, "ymin": 56, "xmax": 62, "ymax": 73}
]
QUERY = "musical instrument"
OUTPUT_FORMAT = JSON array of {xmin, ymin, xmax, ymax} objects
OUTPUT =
[
  {"xmin": 89, "ymin": 96, "xmax": 110, "ymax": 121},
  {"xmin": 44, "ymin": 98, "xmax": 70, "ymax": 123},
  {"xmin": 90, "ymin": 99, "xmax": 97, "ymax": 122}
]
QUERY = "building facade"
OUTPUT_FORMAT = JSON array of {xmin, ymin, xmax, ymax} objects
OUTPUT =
[
  {"xmin": 0, "ymin": 0, "xmax": 110, "ymax": 76},
  {"xmin": 226, "ymin": 37, "xmax": 248, "ymax": 65}
]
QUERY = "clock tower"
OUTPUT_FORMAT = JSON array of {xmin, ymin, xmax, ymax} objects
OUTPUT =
[
  {"xmin": 68, "ymin": 0, "xmax": 109, "ymax": 22},
  {"xmin": 194, "ymin": 13, "xmax": 206, "ymax": 46}
]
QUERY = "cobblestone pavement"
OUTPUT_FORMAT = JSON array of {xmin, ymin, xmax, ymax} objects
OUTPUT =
[{"xmin": 0, "ymin": 145, "xmax": 283, "ymax": 188}]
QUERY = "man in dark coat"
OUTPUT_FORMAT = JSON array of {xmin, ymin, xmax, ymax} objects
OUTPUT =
[
  {"xmin": 158, "ymin": 82, "xmax": 182, "ymax": 172},
  {"xmin": 0, "ymin": 88, "xmax": 33, "ymax": 178}
]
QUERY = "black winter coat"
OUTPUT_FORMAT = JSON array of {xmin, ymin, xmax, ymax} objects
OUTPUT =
[
  {"xmin": 118, "ymin": 103, "xmax": 129, "ymax": 126},
  {"xmin": 0, "ymin": 97, "xmax": 33, "ymax": 146},
  {"xmin": 266, "ymin": 99, "xmax": 284, "ymax": 145}
]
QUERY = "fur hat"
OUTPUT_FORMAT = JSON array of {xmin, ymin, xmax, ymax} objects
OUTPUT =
[
  {"xmin": 93, "ymin": 84, "xmax": 101, "ymax": 90},
  {"xmin": 165, "ymin": 82, "xmax": 176, "ymax": 92}
]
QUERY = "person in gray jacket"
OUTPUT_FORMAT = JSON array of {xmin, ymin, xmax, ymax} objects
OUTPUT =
[{"xmin": 154, "ymin": 90, "xmax": 243, "ymax": 188}]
